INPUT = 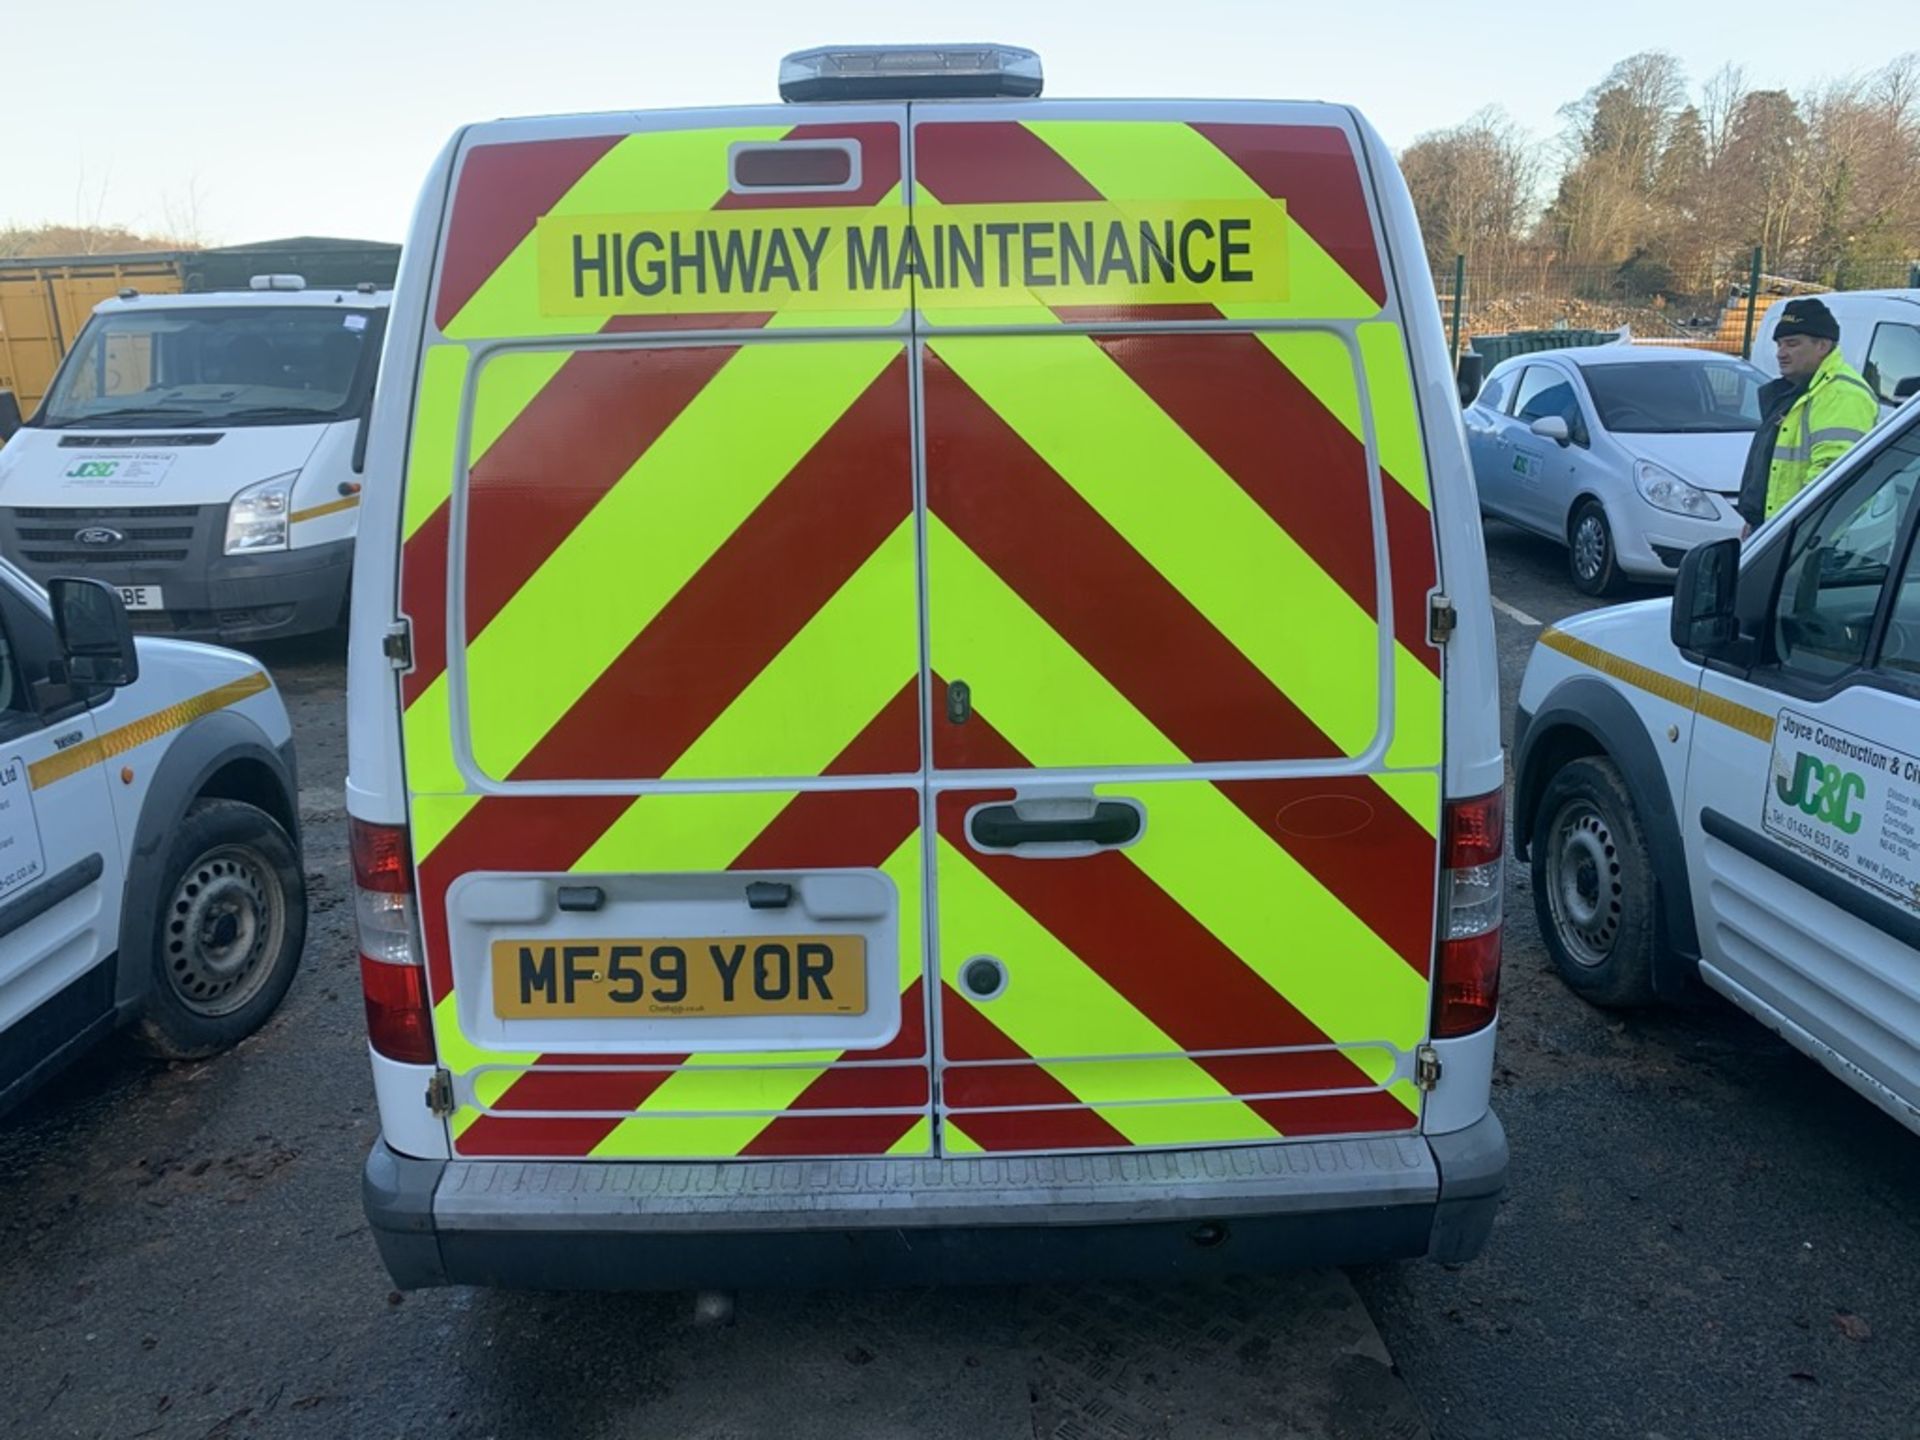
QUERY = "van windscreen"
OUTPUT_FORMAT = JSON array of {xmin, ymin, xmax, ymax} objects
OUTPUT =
[{"xmin": 37, "ymin": 306, "xmax": 382, "ymax": 429}]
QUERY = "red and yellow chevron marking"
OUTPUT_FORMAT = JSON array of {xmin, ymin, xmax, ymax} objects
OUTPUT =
[{"xmin": 395, "ymin": 114, "xmax": 1443, "ymax": 1161}]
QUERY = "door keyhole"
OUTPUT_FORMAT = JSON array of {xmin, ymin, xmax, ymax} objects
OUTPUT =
[{"xmin": 946, "ymin": 679, "xmax": 972, "ymax": 725}]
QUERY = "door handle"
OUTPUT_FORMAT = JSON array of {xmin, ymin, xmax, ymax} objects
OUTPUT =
[{"xmin": 968, "ymin": 801, "xmax": 1142, "ymax": 851}]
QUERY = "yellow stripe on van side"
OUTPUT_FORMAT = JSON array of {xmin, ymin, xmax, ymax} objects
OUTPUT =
[
  {"xmin": 936, "ymin": 838, "xmax": 1278, "ymax": 1146},
  {"xmin": 29, "ymin": 672, "xmax": 271, "ymax": 790}
]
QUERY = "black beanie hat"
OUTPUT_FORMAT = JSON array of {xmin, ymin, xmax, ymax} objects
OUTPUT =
[{"xmin": 1775, "ymin": 297, "xmax": 1841, "ymax": 342}]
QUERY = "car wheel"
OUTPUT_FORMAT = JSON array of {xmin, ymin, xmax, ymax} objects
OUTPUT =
[
  {"xmin": 1568, "ymin": 499, "xmax": 1622, "ymax": 597},
  {"xmin": 1530, "ymin": 757, "xmax": 1657, "ymax": 1008},
  {"xmin": 131, "ymin": 799, "xmax": 307, "ymax": 1060}
]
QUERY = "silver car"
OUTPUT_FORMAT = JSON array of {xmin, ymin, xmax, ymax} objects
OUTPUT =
[{"xmin": 1465, "ymin": 346, "xmax": 1766, "ymax": 595}]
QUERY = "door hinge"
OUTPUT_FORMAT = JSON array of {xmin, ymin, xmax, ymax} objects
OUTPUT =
[
  {"xmin": 383, "ymin": 619, "xmax": 412, "ymax": 670},
  {"xmin": 1428, "ymin": 596, "xmax": 1457, "ymax": 645},
  {"xmin": 1414, "ymin": 1045, "xmax": 1443, "ymax": 1091},
  {"xmin": 425, "ymin": 1067, "xmax": 455, "ymax": 1117}
]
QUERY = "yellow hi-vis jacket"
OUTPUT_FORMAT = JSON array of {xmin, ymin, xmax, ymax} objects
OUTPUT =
[{"xmin": 1764, "ymin": 349, "xmax": 1879, "ymax": 518}]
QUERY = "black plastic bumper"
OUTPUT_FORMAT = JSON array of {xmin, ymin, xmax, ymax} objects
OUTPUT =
[{"xmin": 14, "ymin": 539, "xmax": 351, "ymax": 645}]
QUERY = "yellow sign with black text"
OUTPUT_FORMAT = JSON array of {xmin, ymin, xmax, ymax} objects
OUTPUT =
[{"xmin": 535, "ymin": 200, "xmax": 1289, "ymax": 316}]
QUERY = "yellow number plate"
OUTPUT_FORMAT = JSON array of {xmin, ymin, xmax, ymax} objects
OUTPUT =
[{"xmin": 490, "ymin": 936, "xmax": 868, "ymax": 1019}]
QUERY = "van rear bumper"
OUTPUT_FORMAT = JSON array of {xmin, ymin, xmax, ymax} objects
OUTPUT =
[{"xmin": 364, "ymin": 1110, "xmax": 1506, "ymax": 1290}]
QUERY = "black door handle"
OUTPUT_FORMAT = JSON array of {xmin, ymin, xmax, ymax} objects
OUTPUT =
[{"xmin": 968, "ymin": 802, "xmax": 1141, "ymax": 850}]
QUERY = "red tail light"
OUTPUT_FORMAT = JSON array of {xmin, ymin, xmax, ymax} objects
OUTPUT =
[
  {"xmin": 1435, "ymin": 790, "xmax": 1504, "ymax": 1038},
  {"xmin": 360, "ymin": 956, "xmax": 436, "ymax": 1065},
  {"xmin": 351, "ymin": 817, "xmax": 436, "ymax": 1065}
]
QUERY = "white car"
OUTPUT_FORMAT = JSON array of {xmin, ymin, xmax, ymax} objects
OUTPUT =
[
  {"xmin": 1466, "ymin": 346, "xmax": 1767, "ymax": 595},
  {"xmin": 1514, "ymin": 400, "xmax": 1919, "ymax": 1132},
  {"xmin": 0, "ymin": 561, "xmax": 305, "ymax": 1112}
]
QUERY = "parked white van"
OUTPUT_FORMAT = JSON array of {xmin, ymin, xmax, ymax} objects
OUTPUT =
[
  {"xmin": 0, "ymin": 281, "xmax": 386, "ymax": 644},
  {"xmin": 348, "ymin": 43, "xmax": 1512, "ymax": 1293},
  {"xmin": 1752, "ymin": 289, "xmax": 1920, "ymax": 415},
  {"xmin": 0, "ymin": 563, "xmax": 305, "ymax": 1112},
  {"xmin": 1515, "ymin": 396, "xmax": 1920, "ymax": 1133}
]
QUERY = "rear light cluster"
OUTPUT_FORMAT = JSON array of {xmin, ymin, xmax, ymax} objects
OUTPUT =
[
  {"xmin": 351, "ymin": 818, "xmax": 437, "ymax": 1065},
  {"xmin": 1434, "ymin": 789, "xmax": 1503, "ymax": 1038}
]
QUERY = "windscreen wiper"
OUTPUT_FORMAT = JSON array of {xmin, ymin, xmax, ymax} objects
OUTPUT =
[
  {"xmin": 215, "ymin": 406, "xmax": 340, "ymax": 422},
  {"xmin": 44, "ymin": 406, "xmax": 207, "ymax": 429}
]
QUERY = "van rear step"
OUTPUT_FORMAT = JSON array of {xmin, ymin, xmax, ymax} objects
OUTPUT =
[{"xmin": 365, "ymin": 1115, "xmax": 1506, "ymax": 1288}]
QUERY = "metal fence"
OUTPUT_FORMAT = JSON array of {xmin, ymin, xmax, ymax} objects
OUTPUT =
[{"xmin": 1433, "ymin": 252, "xmax": 1920, "ymax": 367}]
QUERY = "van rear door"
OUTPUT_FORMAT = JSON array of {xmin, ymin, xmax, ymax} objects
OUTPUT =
[
  {"xmin": 399, "ymin": 99, "xmax": 1446, "ymax": 1164},
  {"xmin": 908, "ymin": 104, "xmax": 1445, "ymax": 1151},
  {"xmin": 400, "ymin": 107, "xmax": 935, "ymax": 1160}
]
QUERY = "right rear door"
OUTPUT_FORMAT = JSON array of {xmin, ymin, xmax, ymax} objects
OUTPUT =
[{"xmin": 908, "ymin": 104, "xmax": 1444, "ymax": 1153}]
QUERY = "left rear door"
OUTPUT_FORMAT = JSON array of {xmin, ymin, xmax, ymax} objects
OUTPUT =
[{"xmin": 397, "ymin": 108, "xmax": 936, "ymax": 1161}]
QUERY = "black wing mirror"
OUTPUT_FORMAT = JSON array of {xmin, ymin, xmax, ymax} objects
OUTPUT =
[
  {"xmin": 0, "ymin": 391, "xmax": 21, "ymax": 443},
  {"xmin": 1456, "ymin": 352, "xmax": 1486, "ymax": 408},
  {"xmin": 1670, "ymin": 538, "xmax": 1748, "ymax": 664},
  {"xmin": 1896, "ymin": 375, "xmax": 1920, "ymax": 401},
  {"xmin": 49, "ymin": 578, "xmax": 140, "ymax": 688}
]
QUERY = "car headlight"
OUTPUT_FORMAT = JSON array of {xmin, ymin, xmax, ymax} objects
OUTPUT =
[
  {"xmin": 1633, "ymin": 460, "xmax": 1719, "ymax": 520},
  {"xmin": 224, "ymin": 472, "xmax": 298, "ymax": 554}
]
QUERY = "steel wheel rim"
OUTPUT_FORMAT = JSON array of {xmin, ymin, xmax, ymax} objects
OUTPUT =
[
  {"xmin": 1545, "ymin": 799, "xmax": 1623, "ymax": 968},
  {"xmin": 164, "ymin": 843, "xmax": 285, "ymax": 1017},
  {"xmin": 1573, "ymin": 514, "xmax": 1607, "ymax": 582}
]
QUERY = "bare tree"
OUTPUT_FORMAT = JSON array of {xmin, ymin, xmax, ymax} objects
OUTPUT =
[
  {"xmin": 159, "ymin": 174, "xmax": 214, "ymax": 249},
  {"xmin": 1400, "ymin": 108, "xmax": 1542, "ymax": 269},
  {"xmin": 1702, "ymin": 64, "xmax": 1750, "ymax": 168}
]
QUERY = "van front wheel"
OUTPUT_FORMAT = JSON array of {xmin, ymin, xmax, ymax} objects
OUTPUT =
[
  {"xmin": 131, "ymin": 799, "xmax": 307, "ymax": 1060},
  {"xmin": 1530, "ymin": 757, "xmax": 1656, "ymax": 1008}
]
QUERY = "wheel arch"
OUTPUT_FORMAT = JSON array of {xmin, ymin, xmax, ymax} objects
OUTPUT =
[
  {"xmin": 112, "ymin": 712, "xmax": 301, "ymax": 1020},
  {"xmin": 1513, "ymin": 676, "xmax": 1702, "ymax": 1000}
]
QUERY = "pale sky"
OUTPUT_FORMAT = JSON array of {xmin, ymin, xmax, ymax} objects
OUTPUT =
[{"xmin": 2, "ymin": 0, "xmax": 1881, "ymax": 246}]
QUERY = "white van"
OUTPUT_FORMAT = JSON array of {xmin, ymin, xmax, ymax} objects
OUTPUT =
[
  {"xmin": 0, "ymin": 282, "xmax": 387, "ymax": 643},
  {"xmin": 349, "ymin": 44, "xmax": 1509, "ymax": 1291},
  {"xmin": 0, "ymin": 563, "xmax": 304, "ymax": 1112},
  {"xmin": 1515, "ymin": 398, "xmax": 1920, "ymax": 1132},
  {"xmin": 1752, "ymin": 288, "xmax": 1920, "ymax": 414}
]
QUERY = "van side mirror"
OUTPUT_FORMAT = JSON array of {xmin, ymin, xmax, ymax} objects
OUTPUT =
[
  {"xmin": 1529, "ymin": 415, "xmax": 1572, "ymax": 446},
  {"xmin": 1456, "ymin": 352, "xmax": 1485, "ymax": 408},
  {"xmin": 1897, "ymin": 375, "xmax": 1920, "ymax": 401},
  {"xmin": 0, "ymin": 391, "xmax": 21, "ymax": 443},
  {"xmin": 1670, "ymin": 538, "xmax": 1747, "ymax": 663},
  {"xmin": 49, "ymin": 578, "xmax": 140, "ymax": 688}
]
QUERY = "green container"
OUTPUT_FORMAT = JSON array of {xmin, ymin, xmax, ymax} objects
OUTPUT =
[{"xmin": 1467, "ymin": 328, "xmax": 1622, "ymax": 368}]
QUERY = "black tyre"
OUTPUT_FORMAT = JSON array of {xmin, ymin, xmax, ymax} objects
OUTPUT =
[
  {"xmin": 1529, "ymin": 756, "xmax": 1657, "ymax": 1008},
  {"xmin": 131, "ymin": 799, "xmax": 307, "ymax": 1060},
  {"xmin": 1568, "ymin": 499, "xmax": 1622, "ymax": 597}
]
